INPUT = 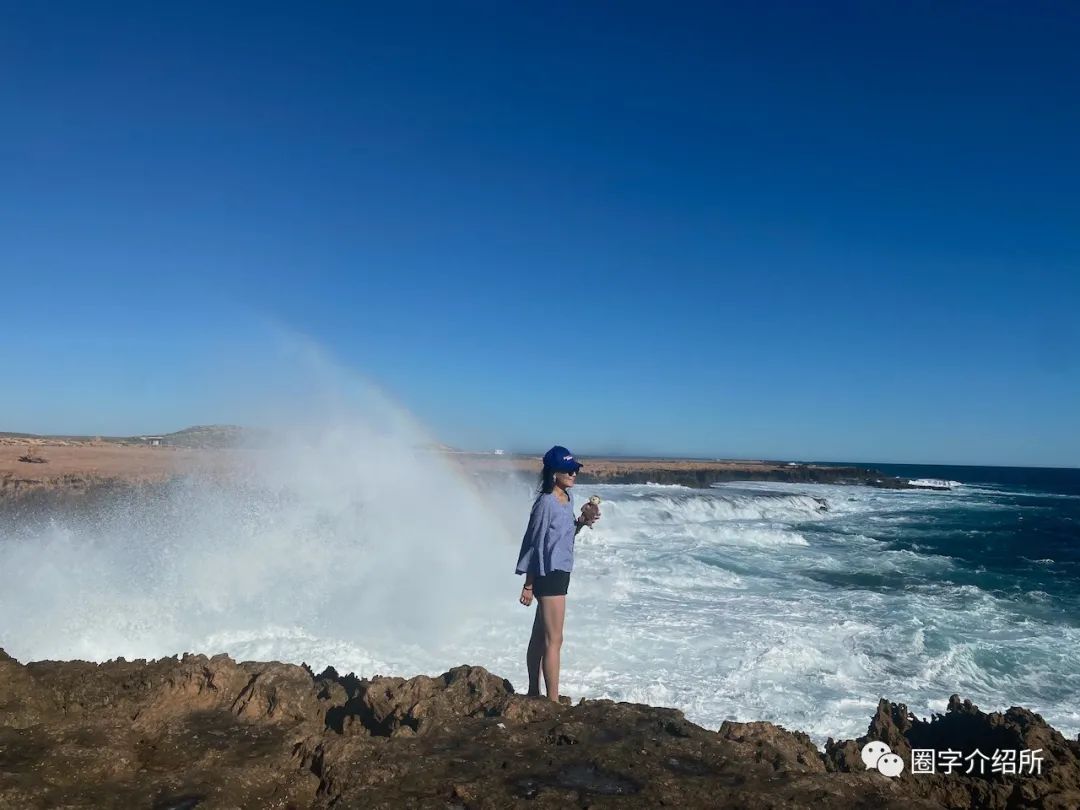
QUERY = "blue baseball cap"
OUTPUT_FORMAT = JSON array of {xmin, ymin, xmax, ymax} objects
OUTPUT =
[{"xmin": 543, "ymin": 445, "xmax": 583, "ymax": 472}]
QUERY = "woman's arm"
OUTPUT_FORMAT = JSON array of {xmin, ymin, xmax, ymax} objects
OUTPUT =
[{"xmin": 515, "ymin": 497, "xmax": 552, "ymax": 577}]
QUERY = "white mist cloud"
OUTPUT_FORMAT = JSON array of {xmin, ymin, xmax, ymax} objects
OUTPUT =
[{"xmin": 0, "ymin": 331, "xmax": 535, "ymax": 674}]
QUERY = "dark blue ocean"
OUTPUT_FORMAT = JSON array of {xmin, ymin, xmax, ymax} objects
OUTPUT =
[{"xmin": 842, "ymin": 463, "xmax": 1080, "ymax": 618}]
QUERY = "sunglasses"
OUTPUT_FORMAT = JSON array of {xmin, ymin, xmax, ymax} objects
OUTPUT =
[{"xmin": 561, "ymin": 469, "xmax": 578, "ymax": 476}]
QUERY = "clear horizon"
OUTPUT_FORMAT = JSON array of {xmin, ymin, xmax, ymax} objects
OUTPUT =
[
  {"xmin": 2, "ymin": 4, "xmax": 1077, "ymax": 468},
  {"xmin": 3, "ymin": 423, "xmax": 1079, "ymax": 472}
]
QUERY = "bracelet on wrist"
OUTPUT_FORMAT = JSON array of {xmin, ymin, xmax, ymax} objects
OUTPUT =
[{"xmin": 523, "ymin": 585, "xmax": 533, "ymax": 590}]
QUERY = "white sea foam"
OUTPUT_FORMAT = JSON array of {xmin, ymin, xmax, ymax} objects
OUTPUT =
[{"xmin": 1, "ymin": 354, "xmax": 1077, "ymax": 745}]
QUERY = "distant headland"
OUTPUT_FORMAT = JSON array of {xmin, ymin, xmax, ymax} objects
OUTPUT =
[{"xmin": 0, "ymin": 425, "xmax": 914, "ymax": 502}]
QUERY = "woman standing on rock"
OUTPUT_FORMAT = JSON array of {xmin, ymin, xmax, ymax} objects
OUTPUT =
[{"xmin": 515, "ymin": 445, "xmax": 601, "ymax": 702}]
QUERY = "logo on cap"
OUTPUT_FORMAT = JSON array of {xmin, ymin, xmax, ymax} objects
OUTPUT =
[{"xmin": 543, "ymin": 445, "xmax": 582, "ymax": 472}]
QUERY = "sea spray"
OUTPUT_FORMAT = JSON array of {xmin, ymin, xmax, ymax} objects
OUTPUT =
[{"xmin": 0, "ymin": 342, "xmax": 532, "ymax": 671}]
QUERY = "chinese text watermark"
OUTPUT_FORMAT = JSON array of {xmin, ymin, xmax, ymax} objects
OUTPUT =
[{"xmin": 861, "ymin": 742, "xmax": 1044, "ymax": 778}]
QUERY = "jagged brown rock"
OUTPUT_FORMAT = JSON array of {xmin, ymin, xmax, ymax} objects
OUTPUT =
[
  {"xmin": 0, "ymin": 648, "xmax": 1077, "ymax": 808},
  {"xmin": 824, "ymin": 695, "xmax": 1080, "ymax": 809}
]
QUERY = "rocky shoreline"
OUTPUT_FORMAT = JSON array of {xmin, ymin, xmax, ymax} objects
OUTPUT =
[
  {"xmin": 576, "ymin": 462, "xmax": 911, "ymax": 489},
  {"xmin": 1, "ymin": 649, "xmax": 1077, "ymax": 809},
  {"xmin": 460, "ymin": 455, "xmax": 914, "ymax": 490}
]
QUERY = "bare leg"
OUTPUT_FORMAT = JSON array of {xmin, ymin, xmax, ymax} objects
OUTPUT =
[
  {"xmin": 526, "ymin": 603, "xmax": 545, "ymax": 695},
  {"xmin": 539, "ymin": 595, "xmax": 566, "ymax": 702}
]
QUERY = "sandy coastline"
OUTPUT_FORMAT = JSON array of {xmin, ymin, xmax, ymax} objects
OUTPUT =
[{"xmin": 0, "ymin": 438, "xmax": 906, "ymax": 500}]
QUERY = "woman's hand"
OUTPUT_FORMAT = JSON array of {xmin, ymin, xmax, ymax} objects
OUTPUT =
[
  {"xmin": 578, "ymin": 501, "xmax": 601, "ymax": 528},
  {"xmin": 519, "ymin": 585, "xmax": 534, "ymax": 606}
]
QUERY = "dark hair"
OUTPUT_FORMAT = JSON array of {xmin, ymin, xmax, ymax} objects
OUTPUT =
[{"xmin": 536, "ymin": 465, "xmax": 556, "ymax": 497}]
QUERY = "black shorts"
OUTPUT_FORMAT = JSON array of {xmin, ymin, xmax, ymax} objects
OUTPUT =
[{"xmin": 533, "ymin": 570, "xmax": 571, "ymax": 597}]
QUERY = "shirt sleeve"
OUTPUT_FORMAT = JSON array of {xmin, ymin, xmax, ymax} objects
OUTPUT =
[{"xmin": 514, "ymin": 496, "xmax": 551, "ymax": 576}]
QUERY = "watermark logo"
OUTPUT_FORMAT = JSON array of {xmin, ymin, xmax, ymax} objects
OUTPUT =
[
  {"xmin": 910, "ymin": 748, "xmax": 1043, "ymax": 775},
  {"xmin": 861, "ymin": 741, "xmax": 1045, "ymax": 777},
  {"xmin": 861, "ymin": 741, "xmax": 905, "ymax": 777}
]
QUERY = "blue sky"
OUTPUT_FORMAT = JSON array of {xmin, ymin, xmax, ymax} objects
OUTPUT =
[{"xmin": 2, "ymin": 3, "xmax": 1077, "ymax": 466}]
